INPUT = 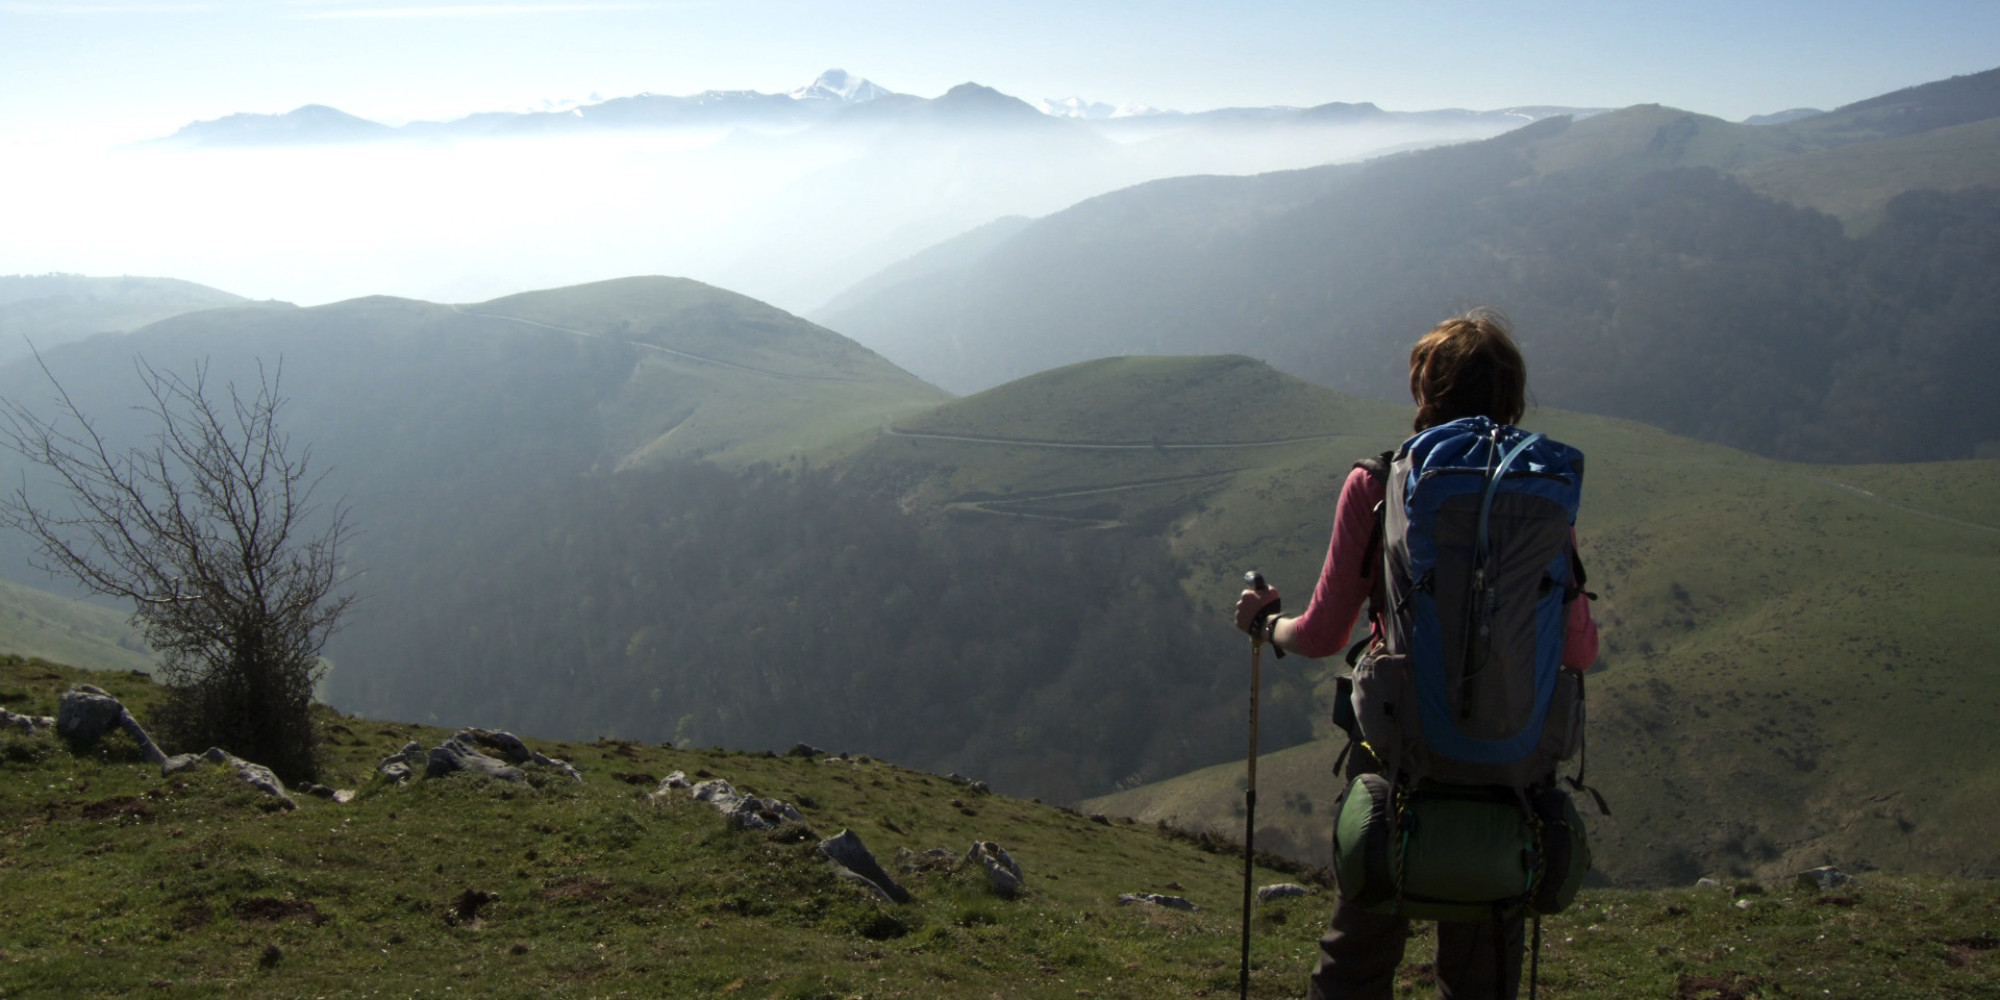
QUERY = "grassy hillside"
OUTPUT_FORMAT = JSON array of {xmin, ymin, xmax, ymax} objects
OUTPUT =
[
  {"xmin": 5, "ymin": 657, "xmax": 1997, "ymax": 1000},
  {"xmin": 1737, "ymin": 116, "xmax": 2000, "ymax": 230},
  {"xmin": 0, "ymin": 275, "xmax": 250, "ymax": 366},
  {"xmin": 471, "ymin": 277, "xmax": 949, "ymax": 466},
  {"xmin": 848, "ymin": 355, "xmax": 2000, "ymax": 885},
  {"xmin": 0, "ymin": 580, "xmax": 155, "ymax": 675}
]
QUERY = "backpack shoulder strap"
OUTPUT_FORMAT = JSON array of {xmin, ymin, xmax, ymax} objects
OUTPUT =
[{"xmin": 1344, "ymin": 452, "xmax": 1395, "ymax": 667}]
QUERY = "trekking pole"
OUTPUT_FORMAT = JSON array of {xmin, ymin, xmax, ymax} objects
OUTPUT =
[{"xmin": 1240, "ymin": 571, "xmax": 1280, "ymax": 1000}]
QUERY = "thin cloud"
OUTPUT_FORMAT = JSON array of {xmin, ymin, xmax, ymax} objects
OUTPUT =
[
  {"xmin": 295, "ymin": 1, "xmax": 672, "ymax": 18},
  {"xmin": 0, "ymin": 2, "xmax": 224, "ymax": 11}
]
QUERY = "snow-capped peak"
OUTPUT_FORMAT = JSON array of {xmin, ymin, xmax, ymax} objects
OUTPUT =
[
  {"xmin": 1110, "ymin": 102, "xmax": 1169, "ymax": 118},
  {"xmin": 1036, "ymin": 96, "xmax": 1117, "ymax": 120},
  {"xmin": 790, "ymin": 69, "xmax": 891, "ymax": 104}
]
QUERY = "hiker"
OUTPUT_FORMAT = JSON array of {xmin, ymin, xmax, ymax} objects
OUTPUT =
[{"xmin": 1235, "ymin": 311, "xmax": 1598, "ymax": 1000}]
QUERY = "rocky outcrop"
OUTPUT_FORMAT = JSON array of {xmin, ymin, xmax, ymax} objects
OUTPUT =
[
  {"xmin": 689, "ymin": 778, "xmax": 804, "ymax": 831},
  {"xmin": 162, "ymin": 747, "xmax": 296, "ymax": 809},
  {"xmin": 427, "ymin": 735, "xmax": 527, "ymax": 782},
  {"xmin": 56, "ymin": 684, "xmax": 165, "ymax": 764},
  {"xmin": 378, "ymin": 741, "xmax": 429, "ymax": 783},
  {"xmin": 0, "ymin": 707, "xmax": 55, "ymax": 735},
  {"xmin": 966, "ymin": 841, "xmax": 1025, "ymax": 898},
  {"xmin": 1796, "ymin": 866, "xmax": 1854, "ymax": 891},
  {"xmin": 819, "ymin": 829, "xmax": 912, "ymax": 903},
  {"xmin": 456, "ymin": 729, "xmax": 582, "ymax": 782},
  {"xmin": 376, "ymin": 730, "xmax": 582, "ymax": 784}
]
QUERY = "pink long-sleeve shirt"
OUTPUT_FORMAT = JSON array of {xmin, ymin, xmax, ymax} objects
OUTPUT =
[{"xmin": 1286, "ymin": 465, "xmax": 1599, "ymax": 668}]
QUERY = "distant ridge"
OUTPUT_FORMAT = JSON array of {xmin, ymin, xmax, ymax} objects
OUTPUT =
[{"xmin": 147, "ymin": 72, "xmax": 1599, "ymax": 148}]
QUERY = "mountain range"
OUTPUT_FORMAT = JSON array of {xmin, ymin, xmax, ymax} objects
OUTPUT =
[
  {"xmin": 152, "ymin": 69, "xmax": 1594, "ymax": 148},
  {"xmin": 815, "ymin": 66, "xmax": 2000, "ymax": 463}
]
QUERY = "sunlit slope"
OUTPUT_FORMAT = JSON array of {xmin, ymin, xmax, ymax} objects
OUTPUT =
[
  {"xmin": 0, "ymin": 274, "xmax": 249, "ymax": 366},
  {"xmin": 1082, "ymin": 407, "xmax": 2000, "ymax": 888},
  {"xmin": 9, "ymin": 658, "xmax": 1996, "ymax": 1000},
  {"xmin": 850, "ymin": 355, "xmax": 1410, "ymax": 595},
  {"xmin": 1736, "ymin": 116, "xmax": 2000, "ymax": 230},
  {"xmin": 0, "ymin": 580, "xmax": 155, "ymax": 675},
  {"xmin": 469, "ymin": 276, "xmax": 950, "ymax": 466}
]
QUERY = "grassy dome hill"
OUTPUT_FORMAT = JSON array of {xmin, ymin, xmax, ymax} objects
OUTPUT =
[
  {"xmin": 474, "ymin": 275, "xmax": 931, "ymax": 384},
  {"xmin": 468, "ymin": 276, "xmax": 951, "ymax": 466},
  {"xmin": 889, "ymin": 354, "xmax": 1378, "ymax": 444},
  {"xmin": 853, "ymin": 357, "xmax": 1409, "ymax": 555},
  {"xmin": 1517, "ymin": 105, "xmax": 1801, "ymax": 179},
  {"xmin": 1087, "ymin": 406, "xmax": 2000, "ymax": 889}
]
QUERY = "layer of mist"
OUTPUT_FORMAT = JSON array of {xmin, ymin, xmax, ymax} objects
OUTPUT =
[{"xmin": 4, "ymin": 93, "xmax": 1538, "ymax": 314}]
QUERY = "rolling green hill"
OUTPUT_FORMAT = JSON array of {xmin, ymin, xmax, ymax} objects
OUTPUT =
[
  {"xmin": 0, "ymin": 580, "xmax": 155, "ymax": 675},
  {"xmin": 5, "ymin": 656, "xmax": 1997, "ymax": 999},
  {"xmin": 0, "ymin": 274, "xmax": 251, "ymax": 366}
]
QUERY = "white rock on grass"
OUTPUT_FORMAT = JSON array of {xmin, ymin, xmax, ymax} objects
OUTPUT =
[
  {"xmin": 56, "ymin": 684, "xmax": 165, "ymax": 764},
  {"xmin": 162, "ymin": 747, "xmax": 296, "ymax": 810},
  {"xmin": 965, "ymin": 841, "xmax": 1025, "ymax": 898}
]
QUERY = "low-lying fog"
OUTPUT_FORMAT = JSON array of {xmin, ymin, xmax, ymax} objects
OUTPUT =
[{"xmin": 4, "ymin": 111, "xmax": 1529, "ymax": 314}]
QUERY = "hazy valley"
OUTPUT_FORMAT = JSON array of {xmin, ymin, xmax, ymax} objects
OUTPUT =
[{"xmin": 3, "ymin": 59, "xmax": 1999, "ymax": 999}]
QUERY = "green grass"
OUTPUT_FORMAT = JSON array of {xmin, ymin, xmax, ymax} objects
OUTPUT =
[
  {"xmin": 0, "ymin": 579, "xmax": 156, "ymax": 676},
  {"xmin": 864, "ymin": 357, "xmax": 2000, "ymax": 889},
  {"xmin": 3, "ymin": 656, "xmax": 1996, "ymax": 999},
  {"xmin": 471, "ymin": 276, "xmax": 951, "ymax": 468},
  {"xmin": 1735, "ymin": 116, "xmax": 2000, "ymax": 231}
]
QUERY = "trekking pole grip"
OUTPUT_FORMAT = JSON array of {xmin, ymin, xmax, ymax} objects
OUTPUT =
[{"xmin": 1243, "ymin": 571, "xmax": 1285, "ymax": 659}]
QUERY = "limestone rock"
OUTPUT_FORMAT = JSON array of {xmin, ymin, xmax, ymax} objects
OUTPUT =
[
  {"xmin": 1257, "ymin": 883, "xmax": 1312, "ymax": 901},
  {"xmin": 1, "ymin": 707, "xmax": 54, "ymax": 735},
  {"xmin": 426, "ymin": 736, "xmax": 526, "ymax": 782},
  {"xmin": 56, "ymin": 684, "xmax": 165, "ymax": 764},
  {"xmin": 649, "ymin": 771, "xmax": 692, "ymax": 801},
  {"xmin": 1119, "ymin": 892, "xmax": 1198, "ymax": 911},
  {"xmin": 378, "ymin": 741, "xmax": 428, "ymax": 783},
  {"xmin": 162, "ymin": 747, "xmax": 296, "ymax": 809},
  {"xmin": 965, "ymin": 840, "xmax": 1025, "ymax": 898},
  {"xmin": 457, "ymin": 729, "xmax": 582, "ymax": 782},
  {"xmin": 690, "ymin": 778, "xmax": 804, "ymax": 831},
  {"xmin": 819, "ymin": 829, "xmax": 911, "ymax": 904},
  {"xmin": 1795, "ymin": 866, "xmax": 1854, "ymax": 891}
]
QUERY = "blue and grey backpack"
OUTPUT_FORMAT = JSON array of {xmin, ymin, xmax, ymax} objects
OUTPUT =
[{"xmin": 1333, "ymin": 416, "xmax": 1602, "ymax": 921}]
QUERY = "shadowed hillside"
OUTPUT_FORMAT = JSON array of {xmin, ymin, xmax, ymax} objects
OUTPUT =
[{"xmin": 817, "ymin": 68, "xmax": 2000, "ymax": 464}]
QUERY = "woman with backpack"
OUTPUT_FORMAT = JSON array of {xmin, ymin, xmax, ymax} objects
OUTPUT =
[{"xmin": 1235, "ymin": 311, "xmax": 1599, "ymax": 1000}]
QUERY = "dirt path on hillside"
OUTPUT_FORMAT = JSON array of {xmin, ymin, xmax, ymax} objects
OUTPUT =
[{"xmin": 1804, "ymin": 475, "xmax": 2000, "ymax": 536}]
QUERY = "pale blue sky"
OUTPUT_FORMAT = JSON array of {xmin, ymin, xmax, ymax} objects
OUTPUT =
[{"xmin": 4, "ymin": 0, "xmax": 1998, "ymax": 143}]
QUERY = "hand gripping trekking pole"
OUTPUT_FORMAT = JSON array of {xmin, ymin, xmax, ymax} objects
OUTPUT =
[{"xmin": 1240, "ymin": 571, "xmax": 1280, "ymax": 1000}]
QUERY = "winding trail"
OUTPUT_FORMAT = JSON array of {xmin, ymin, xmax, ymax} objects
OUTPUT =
[{"xmin": 1803, "ymin": 475, "xmax": 2000, "ymax": 536}]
